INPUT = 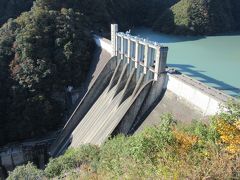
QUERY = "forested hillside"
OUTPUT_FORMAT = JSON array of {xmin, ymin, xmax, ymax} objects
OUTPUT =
[
  {"xmin": 1, "ymin": 0, "xmax": 240, "ymax": 34},
  {"xmin": 153, "ymin": 0, "xmax": 240, "ymax": 34},
  {"xmin": 0, "ymin": 0, "xmax": 95, "ymax": 145}
]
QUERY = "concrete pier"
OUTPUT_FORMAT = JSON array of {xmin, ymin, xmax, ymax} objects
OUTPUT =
[{"xmin": 114, "ymin": 24, "xmax": 168, "ymax": 81}]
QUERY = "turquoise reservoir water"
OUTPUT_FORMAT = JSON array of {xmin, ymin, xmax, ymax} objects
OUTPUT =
[{"xmin": 132, "ymin": 28, "xmax": 240, "ymax": 97}]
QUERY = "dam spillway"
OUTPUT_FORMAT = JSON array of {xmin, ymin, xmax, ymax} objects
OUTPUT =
[
  {"xmin": 49, "ymin": 24, "xmax": 168, "ymax": 157},
  {"xmin": 71, "ymin": 64, "xmax": 137, "ymax": 147}
]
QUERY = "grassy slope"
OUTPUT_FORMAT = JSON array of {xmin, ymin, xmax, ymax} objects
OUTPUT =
[{"xmin": 8, "ymin": 100, "xmax": 240, "ymax": 179}]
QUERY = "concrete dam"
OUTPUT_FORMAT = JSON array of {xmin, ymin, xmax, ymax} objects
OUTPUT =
[
  {"xmin": 0, "ymin": 25, "xmax": 234, "ymax": 172},
  {"xmin": 49, "ymin": 24, "xmax": 168, "ymax": 157},
  {"xmin": 49, "ymin": 24, "xmax": 234, "ymax": 157}
]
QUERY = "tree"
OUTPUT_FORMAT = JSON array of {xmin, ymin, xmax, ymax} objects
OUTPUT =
[{"xmin": 0, "ymin": 19, "xmax": 19, "ymax": 145}]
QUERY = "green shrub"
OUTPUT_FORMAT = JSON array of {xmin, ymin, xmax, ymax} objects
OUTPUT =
[
  {"xmin": 7, "ymin": 163, "xmax": 44, "ymax": 180},
  {"xmin": 98, "ymin": 114, "xmax": 175, "ymax": 177},
  {"xmin": 98, "ymin": 135, "xmax": 129, "ymax": 176},
  {"xmin": 178, "ymin": 120, "xmax": 216, "ymax": 142},
  {"xmin": 128, "ymin": 114, "xmax": 175, "ymax": 162},
  {"xmin": 44, "ymin": 145, "xmax": 99, "ymax": 178},
  {"xmin": 217, "ymin": 99, "xmax": 240, "ymax": 123}
]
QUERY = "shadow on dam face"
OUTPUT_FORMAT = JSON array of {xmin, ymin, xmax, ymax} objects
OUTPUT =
[{"xmin": 49, "ymin": 55, "xmax": 168, "ymax": 157}]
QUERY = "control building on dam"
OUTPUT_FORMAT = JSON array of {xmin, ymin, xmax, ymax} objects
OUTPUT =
[{"xmin": 49, "ymin": 24, "xmax": 169, "ymax": 157}]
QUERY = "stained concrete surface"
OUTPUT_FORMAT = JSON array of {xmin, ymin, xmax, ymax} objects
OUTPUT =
[
  {"xmin": 89, "ymin": 49, "xmax": 208, "ymax": 132},
  {"xmin": 136, "ymin": 89, "xmax": 206, "ymax": 132}
]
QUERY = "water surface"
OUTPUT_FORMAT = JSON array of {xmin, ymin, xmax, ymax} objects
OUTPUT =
[{"xmin": 132, "ymin": 28, "xmax": 240, "ymax": 97}]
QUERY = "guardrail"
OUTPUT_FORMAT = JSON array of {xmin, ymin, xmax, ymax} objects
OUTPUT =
[{"xmin": 167, "ymin": 68, "xmax": 233, "ymax": 103}]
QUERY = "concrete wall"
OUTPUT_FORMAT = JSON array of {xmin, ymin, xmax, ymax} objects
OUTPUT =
[
  {"xmin": 0, "ymin": 141, "xmax": 50, "ymax": 173},
  {"xmin": 166, "ymin": 73, "xmax": 231, "ymax": 116},
  {"xmin": 94, "ymin": 35, "xmax": 112, "ymax": 55}
]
